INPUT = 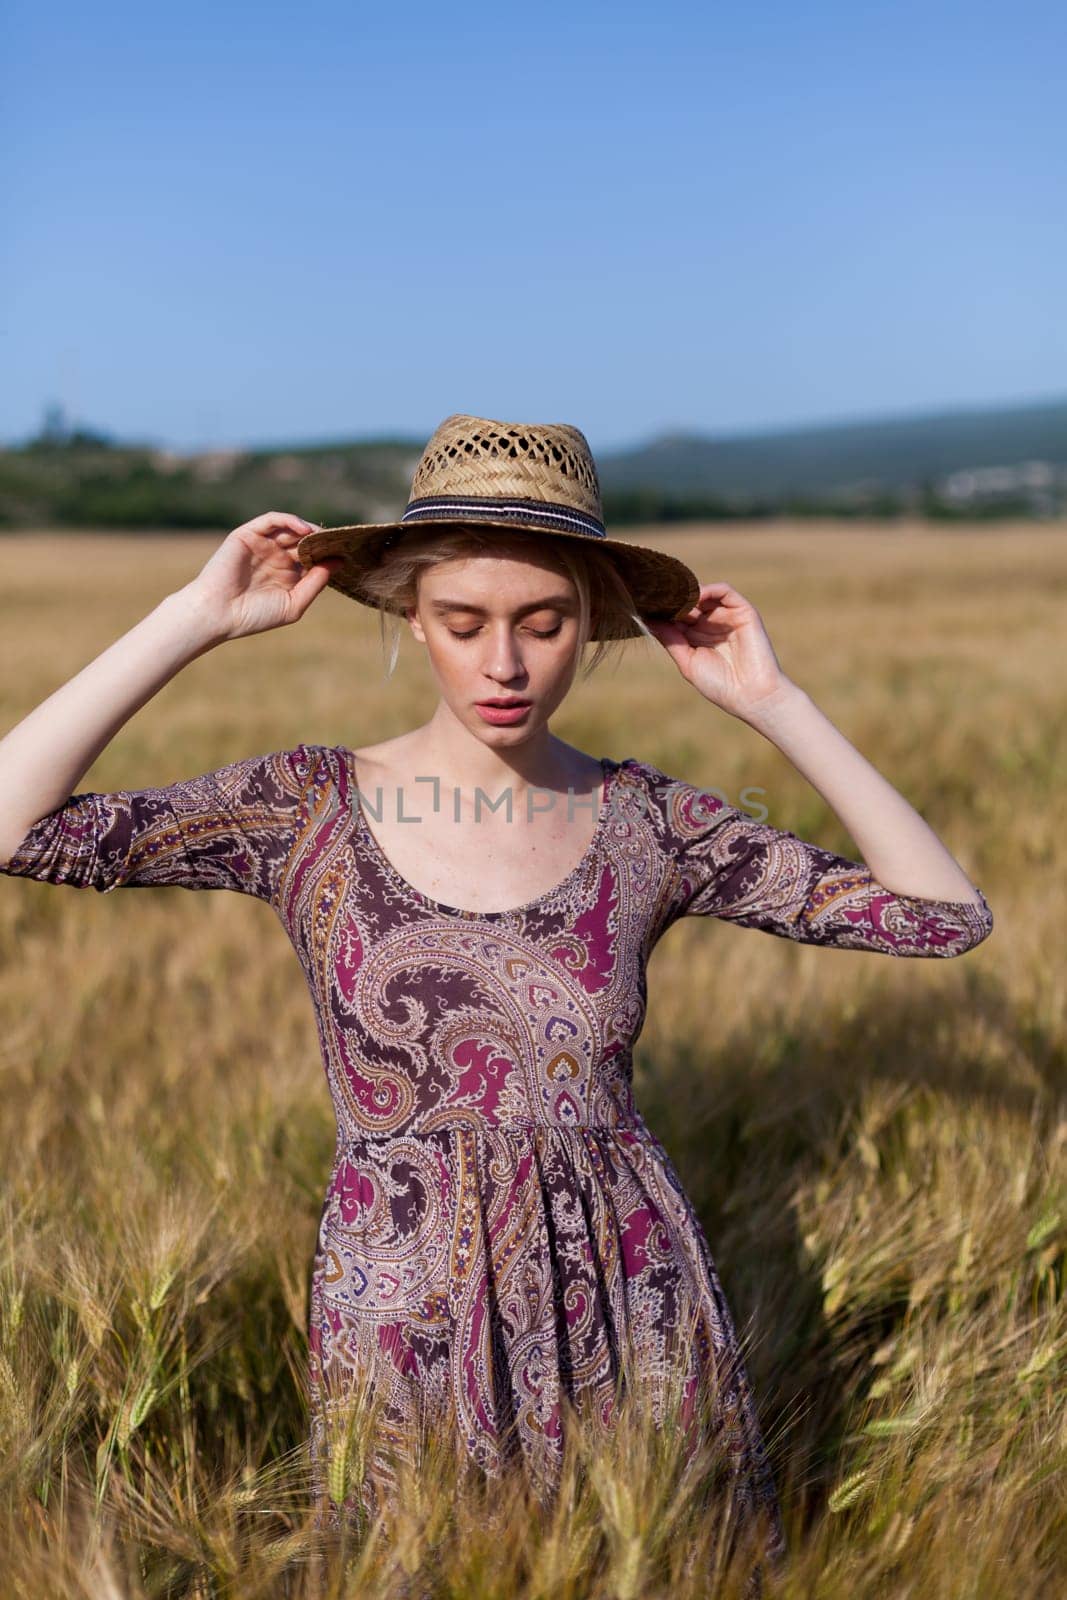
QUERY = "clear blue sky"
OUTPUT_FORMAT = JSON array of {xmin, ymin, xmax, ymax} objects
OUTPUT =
[{"xmin": 3, "ymin": 0, "xmax": 1063, "ymax": 454}]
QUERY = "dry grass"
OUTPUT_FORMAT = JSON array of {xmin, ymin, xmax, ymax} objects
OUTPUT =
[{"xmin": 0, "ymin": 521, "xmax": 1064, "ymax": 1597}]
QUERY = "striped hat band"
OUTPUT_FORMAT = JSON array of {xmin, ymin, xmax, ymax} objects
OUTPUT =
[{"xmin": 394, "ymin": 493, "xmax": 607, "ymax": 542}]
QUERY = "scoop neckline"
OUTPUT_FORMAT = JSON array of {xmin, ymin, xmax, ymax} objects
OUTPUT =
[{"xmin": 339, "ymin": 747, "xmax": 620, "ymax": 921}]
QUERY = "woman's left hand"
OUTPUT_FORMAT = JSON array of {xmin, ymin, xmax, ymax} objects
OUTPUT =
[{"xmin": 646, "ymin": 583, "xmax": 794, "ymax": 721}]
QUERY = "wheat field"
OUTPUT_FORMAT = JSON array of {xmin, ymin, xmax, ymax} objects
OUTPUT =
[{"xmin": 0, "ymin": 522, "xmax": 1063, "ymax": 1598}]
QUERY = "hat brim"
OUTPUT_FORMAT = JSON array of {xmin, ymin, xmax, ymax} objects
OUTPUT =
[{"xmin": 296, "ymin": 517, "xmax": 700, "ymax": 642}]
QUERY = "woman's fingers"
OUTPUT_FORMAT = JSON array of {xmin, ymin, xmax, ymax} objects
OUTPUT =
[
  {"xmin": 675, "ymin": 582, "xmax": 746, "ymax": 620},
  {"xmin": 243, "ymin": 510, "xmax": 319, "ymax": 535},
  {"xmin": 700, "ymin": 584, "xmax": 749, "ymax": 610},
  {"xmin": 232, "ymin": 511, "xmax": 321, "ymax": 550},
  {"xmin": 289, "ymin": 563, "xmax": 333, "ymax": 610},
  {"xmin": 234, "ymin": 513, "xmax": 326, "ymax": 576}
]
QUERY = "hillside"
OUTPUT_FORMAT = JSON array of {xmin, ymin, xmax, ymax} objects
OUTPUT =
[
  {"xmin": 600, "ymin": 394, "xmax": 1067, "ymax": 513},
  {"xmin": 2, "ymin": 393, "xmax": 1064, "ymax": 529}
]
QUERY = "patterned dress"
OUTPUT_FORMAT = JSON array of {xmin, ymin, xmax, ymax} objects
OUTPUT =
[{"xmin": 1, "ymin": 743, "xmax": 993, "ymax": 1581}]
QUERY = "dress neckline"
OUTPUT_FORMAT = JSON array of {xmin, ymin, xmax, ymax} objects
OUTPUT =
[{"xmin": 340, "ymin": 748, "xmax": 619, "ymax": 921}]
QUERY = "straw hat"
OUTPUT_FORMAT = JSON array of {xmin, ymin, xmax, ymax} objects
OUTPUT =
[{"xmin": 295, "ymin": 412, "xmax": 701, "ymax": 641}]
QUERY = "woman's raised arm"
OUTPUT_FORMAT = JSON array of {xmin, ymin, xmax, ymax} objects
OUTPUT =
[
  {"xmin": 647, "ymin": 580, "xmax": 986, "ymax": 907},
  {"xmin": 0, "ymin": 512, "xmax": 340, "ymax": 864}
]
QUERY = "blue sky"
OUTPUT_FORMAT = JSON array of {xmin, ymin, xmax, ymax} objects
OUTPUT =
[{"xmin": 3, "ymin": 0, "xmax": 1063, "ymax": 454}]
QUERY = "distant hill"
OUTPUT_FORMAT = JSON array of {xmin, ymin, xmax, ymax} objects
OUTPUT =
[
  {"xmin": 2, "ymin": 394, "xmax": 1064, "ymax": 529},
  {"xmin": 598, "ymin": 394, "xmax": 1067, "ymax": 514}
]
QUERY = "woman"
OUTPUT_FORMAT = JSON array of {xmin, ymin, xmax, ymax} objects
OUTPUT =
[{"xmin": 0, "ymin": 414, "xmax": 992, "ymax": 1592}]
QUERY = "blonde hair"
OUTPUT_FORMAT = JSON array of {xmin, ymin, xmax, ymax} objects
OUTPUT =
[{"xmin": 356, "ymin": 525, "xmax": 657, "ymax": 679}]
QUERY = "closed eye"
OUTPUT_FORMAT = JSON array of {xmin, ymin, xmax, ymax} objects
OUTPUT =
[{"xmin": 449, "ymin": 624, "xmax": 563, "ymax": 640}]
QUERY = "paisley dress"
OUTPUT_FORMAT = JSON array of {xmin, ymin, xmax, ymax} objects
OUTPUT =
[{"xmin": 1, "ymin": 742, "xmax": 994, "ymax": 1578}]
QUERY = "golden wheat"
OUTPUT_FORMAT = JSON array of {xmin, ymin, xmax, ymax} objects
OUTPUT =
[{"xmin": 0, "ymin": 522, "xmax": 1063, "ymax": 1598}]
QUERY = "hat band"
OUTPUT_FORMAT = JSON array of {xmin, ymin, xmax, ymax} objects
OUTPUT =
[{"xmin": 400, "ymin": 493, "xmax": 606, "ymax": 540}]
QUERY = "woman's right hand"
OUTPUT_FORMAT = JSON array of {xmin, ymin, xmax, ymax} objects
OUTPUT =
[{"xmin": 179, "ymin": 512, "xmax": 345, "ymax": 642}]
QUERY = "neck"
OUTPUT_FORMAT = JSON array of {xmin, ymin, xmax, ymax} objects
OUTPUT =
[{"xmin": 409, "ymin": 708, "xmax": 586, "ymax": 803}]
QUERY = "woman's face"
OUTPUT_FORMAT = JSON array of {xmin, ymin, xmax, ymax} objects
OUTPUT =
[{"xmin": 406, "ymin": 545, "xmax": 583, "ymax": 744}]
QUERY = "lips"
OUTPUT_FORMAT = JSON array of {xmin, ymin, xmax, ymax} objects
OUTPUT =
[{"xmin": 477, "ymin": 699, "xmax": 532, "ymax": 708}]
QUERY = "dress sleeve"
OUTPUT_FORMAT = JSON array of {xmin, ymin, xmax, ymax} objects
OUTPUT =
[
  {"xmin": 648, "ymin": 764, "xmax": 994, "ymax": 957},
  {"xmin": 0, "ymin": 743, "xmax": 325, "ymax": 906}
]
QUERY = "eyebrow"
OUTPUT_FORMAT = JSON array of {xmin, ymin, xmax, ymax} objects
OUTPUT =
[{"xmin": 428, "ymin": 595, "xmax": 576, "ymax": 616}]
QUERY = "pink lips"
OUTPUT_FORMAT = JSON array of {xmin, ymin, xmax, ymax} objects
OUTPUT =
[{"xmin": 474, "ymin": 699, "xmax": 533, "ymax": 724}]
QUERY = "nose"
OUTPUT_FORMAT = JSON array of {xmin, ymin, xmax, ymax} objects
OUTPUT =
[{"xmin": 481, "ymin": 624, "xmax": 528, "ymax": 685}]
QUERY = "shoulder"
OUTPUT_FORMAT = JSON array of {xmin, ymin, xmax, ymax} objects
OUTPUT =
[
  {"xmin": 224, "ymin": 742, "xmax": 334, "ymax": 786},
  {"xmin": 341, "ymin": 736, "xmax": 402, "ymax": 789},
  {"xmin": 610, "ymin": 756, "xmax": 735, "ymax": 837},
  {"xmin": 208, "ymin": 744, "xmax": 342, "ymax": 810}
]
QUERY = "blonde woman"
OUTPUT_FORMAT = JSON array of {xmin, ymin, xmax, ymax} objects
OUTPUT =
[{"xmin": 0, "ymin": 416, "xmax": 993, "ymax": 1594}]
